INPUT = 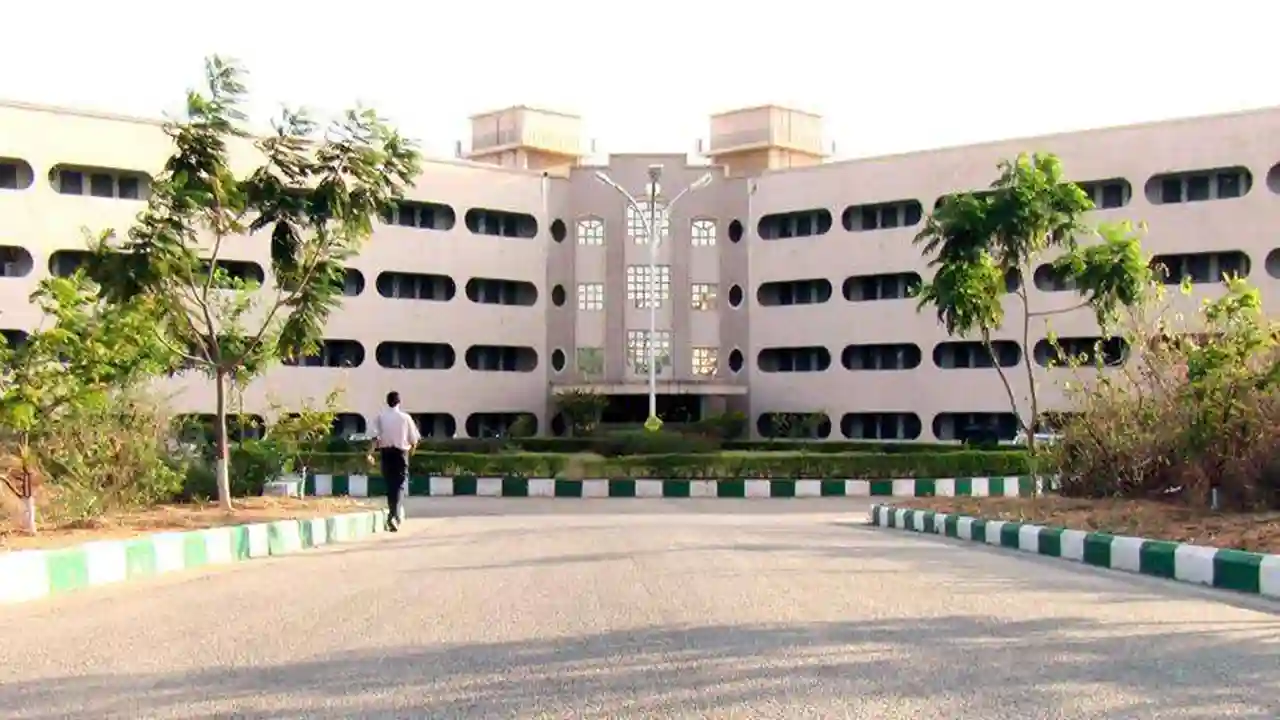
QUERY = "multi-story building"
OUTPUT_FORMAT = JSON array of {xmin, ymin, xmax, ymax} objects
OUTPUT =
[{"xmin": 2, "ymin": 99, "xmax": 1279, "ymax": 441}]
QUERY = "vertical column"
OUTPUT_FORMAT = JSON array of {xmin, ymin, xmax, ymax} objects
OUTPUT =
[
  {"xmin": 670, "ymin": 204, "xmax": 691, "ymax": 384},
  {"xmin": 603, "ymin": 199, "xmax": 628, "ymax": 383}
]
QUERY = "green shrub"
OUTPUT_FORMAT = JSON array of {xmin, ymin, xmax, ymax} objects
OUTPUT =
[
  {"xmin": 506, "ymin": 438, "xmax": 604, "ymax": 453},
  {"xmin": 320, "ymin": 435, "xmax": 366, "ymax": 454},
  {"xmin": 687, "ymin": 411, "xmax": 749, "ymax": 440},
  {"xmin": 507, "ymin": 414, "xmax": 537, "ymax": 438},
  {"xmin": 30, "ymin": 392, "xmax": 189, "ymax": 524},
  {"xmin": 552, "ymin": 388, "xmax": 608, "ymax": 436},
  {"xmin": 1049, "ymin": 277, "xmax": 1280, "ymax": 510},
  {"xmin": 227, "ymin": 440, "xmax": 281, "ymax": 496},
  {"xmin": 572, "ymin": 451, "xmax": 1031, "ymax": 479},
  {"xmin": 179, "ymin": 462, "xmax": 218, "ymax": 502},
  {"xmin": 719, "ymin": 440, "xmax": 972, "ymax": 454},
  {"xmin": 179, "ymin": 441, "xmax": 277, "ymax": 500},
  {"xmin": 591, "ymin": 429, "xmax": 720, "ymax": 456},
  {"xmin": 303, "ymin": 436, "xmax": 975, "ymax": 457},
  {"xmin": 307, "ymin": 449, "xmax": 1029, "ymax": 480}
]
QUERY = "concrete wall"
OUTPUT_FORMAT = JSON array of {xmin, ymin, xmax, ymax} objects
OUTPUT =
[{"xmin": 4, "ymin": 99, "xmax": 1280, "ymax": 439}]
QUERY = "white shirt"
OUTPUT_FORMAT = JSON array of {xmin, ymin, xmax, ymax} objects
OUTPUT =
[{"xmin": 370, "ymin": 407, "xmax": 421, "ymax": 450}]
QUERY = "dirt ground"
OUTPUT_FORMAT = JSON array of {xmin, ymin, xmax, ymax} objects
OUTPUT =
[
  {"xmin": 0, "ymin": 496, "xmax": 378, "ymax": 552},
  {"xmin": 894, "ymin": 496, "xmax": 1280, "ymax": 555}
]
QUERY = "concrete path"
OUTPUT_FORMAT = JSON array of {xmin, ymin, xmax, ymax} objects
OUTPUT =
[{"xmin": 1, "ymin": 498, "xmax": 1277, "ymax": 719}]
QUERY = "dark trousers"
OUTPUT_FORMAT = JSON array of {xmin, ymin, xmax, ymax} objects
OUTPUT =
[{"xmin": 379, "ymin": 447, "xmax": 409, "ymax": 524}]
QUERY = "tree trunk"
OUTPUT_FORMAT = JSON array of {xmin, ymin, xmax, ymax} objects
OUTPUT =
[
  {"xmin": 1018, "ymin": 285, "xmax": 1041, "ymax": 496},
  {"xmin": 21, "ymin": 494, "xmax": 35, "ymax": 535},
  {"xmin": 214, "ymin": 368, "xmax": 233, "ymax": 511},
  {"xmin": 19, "ymin": 443, "xmax": 36, "ymax": 535}
]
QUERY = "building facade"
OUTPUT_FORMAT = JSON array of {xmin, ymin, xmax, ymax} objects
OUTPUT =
[{"xmin": 2, "ymin": 100, "xmax": 1279, "ymax": 441}]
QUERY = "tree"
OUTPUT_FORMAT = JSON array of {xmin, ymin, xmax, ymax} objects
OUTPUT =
[
  {"xmin": 89, "ymin": 56, "xmax": 421, "ymax": 510},
  {"xmin": 913, "ymin": 153, "xmax": 1152, "ymax": 452},
  {"xmin": 263, "ymin": 389, "xmax": 344, "ymax": 485},
  {"xmin": 0, "ymin": 272, "xmax": 177, "ymax": 533},
  {"xmin": 554, "ymin": 388, "xmax": 609, "ymax": 437}
]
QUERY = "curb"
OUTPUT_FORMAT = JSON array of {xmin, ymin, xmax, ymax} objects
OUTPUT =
[
  {"xmin": 868, "ymin": 504, "xmax": 1280, "ymax": 599},
  {"xmin": 0, "ymin": 509, "xmax": 388, "ymax": 606},
  {"xmin": 305, "ymin": 475, "xmax": 1043, "ymax": 499}
]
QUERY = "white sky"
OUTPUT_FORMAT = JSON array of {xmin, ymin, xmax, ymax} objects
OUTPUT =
[{"xmin": 3, "ymin": 0, "xmax": 1275, "ymax": 162}]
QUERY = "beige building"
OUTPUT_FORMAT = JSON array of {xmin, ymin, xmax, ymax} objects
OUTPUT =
[{"xmin": 2, "ymin": 99, "xmax": 1279, "ymax": 441}]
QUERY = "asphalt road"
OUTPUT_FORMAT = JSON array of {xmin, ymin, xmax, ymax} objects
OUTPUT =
[{"xmin": 1, "ymin": 498, "xmax": 1278, "ymax": 719}]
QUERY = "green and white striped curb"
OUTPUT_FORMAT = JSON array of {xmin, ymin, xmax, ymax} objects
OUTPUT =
[
  {"xmin": 869, "ymin": 504, "xmax": 1280, "ymax": 599},
  {"xmin": 0, "ymin": 509, "xmax": 388, "ymax": 606},
  {"xmin": 305, "ymin": 475, "xmax": 1043, "ymax": 498}
]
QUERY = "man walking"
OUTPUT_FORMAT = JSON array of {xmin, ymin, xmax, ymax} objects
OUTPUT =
[{"xmin": 369, "ymin": 391, "xmax": 420, "ymax": 531}]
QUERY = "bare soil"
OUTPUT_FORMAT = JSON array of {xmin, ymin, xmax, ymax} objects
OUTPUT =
[
  {"xmin": 0, "ymin": 496, "xmax": 377, "ymax": 552},
  {"xmin": 893, "ymin": 496, "xmax": 1280, "ymax": 554}
]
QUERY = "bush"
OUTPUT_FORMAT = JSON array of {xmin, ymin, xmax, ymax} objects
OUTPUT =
[
  {"xmin": 178, "ymin": 461, "xmax": 219, "ymax": 502},
  {"xmin": 503, "ymin": 438, "xmax": 603, "ymax": 454},
  {"xmin": 17, "ymin": 392, "xmax": 189, "ymax": 525},
  {"xmin": 686, "ymin": 411, "xmax": 749, "ymax": 440},
  {"xmin": 172, "ymin": 436, "xmax": 278, "ymax": 501},
  {"xmin": 589, "ymin": 429, "xmax": 721, "ymax": 456},
  {"xmin": 181, "ymin": 436, "xmax": 332, "ymax": 501},
  {"xmin": 306, "ymin": 449, "xmax": 1031, "ymax": 480},
  {"xmin": 552, "ymin": 388, "xmax": 608, "ymax": 436},
  {"xmin": 719, "ymin": 440, "xmax": 974, "ymax": 454},
  {"xmin": 299, "ymin": 436, "xmax": 975, "ymax": 457},
  {"xmin": 0, "ymin": 272, "xmax": 186, "ymax": 530},
  {"xmin": 1047, "ymin": 277, "xmax": 1280, "ymax": 510}
]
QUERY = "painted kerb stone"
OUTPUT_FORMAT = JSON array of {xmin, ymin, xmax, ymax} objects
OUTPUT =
[
  {"xmin": 868, "ymin": 504, "xmax": 1280, "ymax": 600},
  {"xmin": 0, "ymin": 509, "xmax": 388, "ymax": 606},
  {"xmin": 305, "ymin": 475, "xmax": 1044, "ymax": 499}
]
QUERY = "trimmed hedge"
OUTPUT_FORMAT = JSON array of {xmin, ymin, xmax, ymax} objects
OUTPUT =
[
  {"xmin": 306, "ymin": 450, "xmax": 1031, "ymax": 480},
  {"xmin": 718, "ymin": 440, "xmax": 974, "ymax": 454},
  {"xmin": 317, "ymin": 436, "xmax": 976, "ymax": 457}
]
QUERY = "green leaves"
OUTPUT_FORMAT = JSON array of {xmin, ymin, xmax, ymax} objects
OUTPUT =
[
  {"xmin": 0, "ymin": 272, "xmax": 177, "ymax": 440},
  {"xmin": 916, "ymin": 192, "xmax": 992, "ymax": 264},
  {"xmin": 89, "ymin": 54, "xmax": 421, "ymax": 384},
  {"xmin": 1050, "ymin": 221, "xmax": 1152, "ymax": 327},
  {"xmin": 914, "ymin": 152, "xmax": 1154, "ymax": 442},
  {"xmin": 916, "ymin": 252, "xmax": 1005, "ymax": 337},
  {"xmin": 986, "ymin": 154, "xmax": 1093, "ymax": 262},
  {"xmin": 1185, "ymin": 276, "xmax": 1269, "ymax": 385},
  {"xmin": 915, "ymin": 152, "xmax": 1152, "ymax": 337},
  {"xmin": 78, "ymin": 55, "xmax": 421, "ymax": 506},
  {"xmin": 554, "ymin": 388, "xmax": 610, "ymax": 436}
]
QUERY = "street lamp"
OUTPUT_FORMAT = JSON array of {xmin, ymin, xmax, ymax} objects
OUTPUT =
[{"xmin": 595, "ymin": 165, "xmax": 714, "ymax": 430}]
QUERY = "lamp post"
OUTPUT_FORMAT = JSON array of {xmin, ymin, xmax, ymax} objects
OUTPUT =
[{"xmin": 595, "ymin": 165, "xmax": 713, "ymax": 430}]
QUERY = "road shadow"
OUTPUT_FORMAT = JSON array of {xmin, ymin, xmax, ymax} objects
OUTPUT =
[{"xmin": 2, "ymin": 615, "xmax": 1277, "ymax": 719}]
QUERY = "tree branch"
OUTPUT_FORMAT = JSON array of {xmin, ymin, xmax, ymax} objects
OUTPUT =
[
  {"xmin": 243, "ymin": 225, "xmax": 334, "ymax": 359},
  {"xmin": 0, "ymin": 475, "xmax": 23, "ymax": 499},
  {"xmin": 152, "ymin": 326, "xmax": 207, "ymax": 366},
  {"xmin": 198, "ymin": 231, "xmax": 225, "ymax": 367},
  {"xmin": 982, "ymin": 328, "xmax": 1024, "ymax": 434},
  {"xmin": 1027, "ymin": 300, "xmax": 1090, "ymax": 318}
]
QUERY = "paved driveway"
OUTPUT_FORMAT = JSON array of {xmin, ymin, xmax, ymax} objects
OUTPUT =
[{"xmin": 1, "ymin": 498, "xmax": 1277, "ymax": 719}]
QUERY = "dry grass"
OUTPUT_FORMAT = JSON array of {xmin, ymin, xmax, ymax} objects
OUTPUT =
[
  {"xmin": 0, "ymin": 495, "xmax": 377, "ymax": 552},
  {"xmin": 895, "ymin": 496, "xmax": 1280, "ymax": 554}
]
